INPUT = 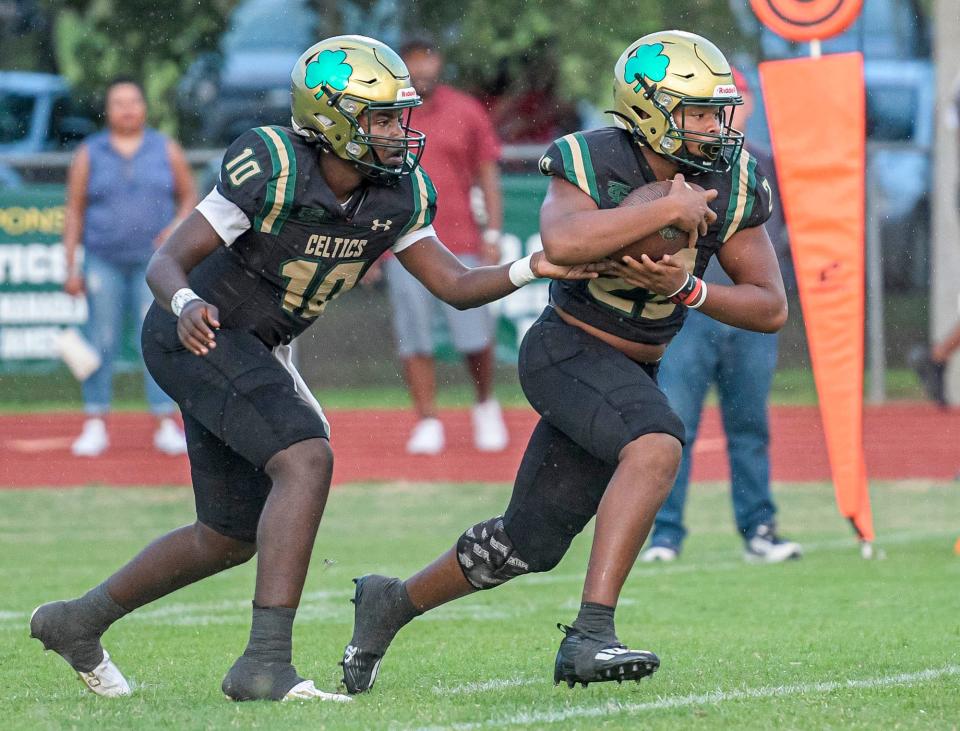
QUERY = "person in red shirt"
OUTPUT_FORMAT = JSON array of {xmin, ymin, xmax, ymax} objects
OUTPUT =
[{"xmin": 384, "ymin": 36, "xmax": 508, "ymax": 454}]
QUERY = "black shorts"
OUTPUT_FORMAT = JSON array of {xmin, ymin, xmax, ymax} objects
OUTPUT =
[
  {"xmin": 500, "ymin": 307, "xmax": 685, "ymax": 566},
  {"xmin": 518, "ymin": 307, "xmax": 685, "ymax": 465},
  {"xmin": 141, "ymin": 303, "xmax": 329, "ymax": 542}
]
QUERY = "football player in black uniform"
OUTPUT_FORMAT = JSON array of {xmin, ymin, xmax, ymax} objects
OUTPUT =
[
  {"xmin": 340, "ymin": 30, "xmax": 788, "ymax": 692},
  {"xmin": 29, "ymin": 35, "xmax": 605, "ymax": 702}
]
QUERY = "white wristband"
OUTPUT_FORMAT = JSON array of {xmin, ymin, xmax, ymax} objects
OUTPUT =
[
  {"xmin": 666, "ymin": 273, "xmax": 693, "ymax": 299},
  {"xmin": 687, "ymin": 280, "xmax": 709, "ymax": 309},
  {"xmin": 171, "ymin": 287, "xmax": 202, "ymax": 317},
  {"xmin": 508, "ymin": 254, "xmax": 537, "ymax": 288}
]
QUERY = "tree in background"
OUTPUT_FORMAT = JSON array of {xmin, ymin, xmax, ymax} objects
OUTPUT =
[
  {"xmin": 2, "ymin": 0, "xmax": 745, "ymax": 138},
  {"xmin": 49, "ymin": 0, "xmax": 236, "ymax": 134},
  {"xmin": 408, "ymin": 1, "xmax": 745, "ymax": 112},
  {"xmin": 0, "ymin": 1, "xmax": 56, "ymax": 73}
]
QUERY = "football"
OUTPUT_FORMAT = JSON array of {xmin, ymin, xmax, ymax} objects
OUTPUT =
[{"xmin": 616, "ymin": 180, "xmax": 702, "ymax": 261}]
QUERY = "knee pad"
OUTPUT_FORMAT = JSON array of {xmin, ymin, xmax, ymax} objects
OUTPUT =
[
  {"xmin": 501, "ymin": 506, "xmax": 581, "ymax": 573},
  {"xmin": 456, "ymin": 516, "xmax": 530, "ymax": 590}
]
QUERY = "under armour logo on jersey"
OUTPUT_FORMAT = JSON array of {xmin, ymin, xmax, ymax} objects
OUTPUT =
[{"xmin": 371, "ymin": 219, "xmax": 392, "ymax": 232}]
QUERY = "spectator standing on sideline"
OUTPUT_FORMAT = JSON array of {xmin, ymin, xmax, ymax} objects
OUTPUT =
[
  {"xmin": 385, "ymin": 36, "xmax": 508, "ymax": 455},
  {"xmin": 642, "ymin": 69, "xmax": 802, "ymax": 564},
  {"xmin": 63, "ymin": 78, "xmax": 196, "ymax": 457}
]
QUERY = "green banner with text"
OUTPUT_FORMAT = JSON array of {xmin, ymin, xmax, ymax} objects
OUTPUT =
[
  {"xmin": 0, "ymin": 173, "xmax": 552, "ymax": 373},
  {"xmin": 0, "ymin": 185, "xmax": 85, "ymax": 372}
]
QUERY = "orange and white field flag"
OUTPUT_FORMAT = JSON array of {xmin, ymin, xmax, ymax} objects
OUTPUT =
[{"xmin": 760, "ymin": 53, "xmax": 874, "ymax": 542}]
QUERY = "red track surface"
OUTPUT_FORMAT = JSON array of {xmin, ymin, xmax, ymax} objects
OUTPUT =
[{"xmin": 0, "ymin": 404, "xmax": 956, "ymax": 488}]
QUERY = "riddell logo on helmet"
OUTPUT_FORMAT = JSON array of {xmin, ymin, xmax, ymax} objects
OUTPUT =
[
  {"xmin": 713, "ymin": 84, "xmax": 738, "ymax": 97},
  {"xmin": 396, "ymin": 87, "xmax": 419, "ymax": 101}
]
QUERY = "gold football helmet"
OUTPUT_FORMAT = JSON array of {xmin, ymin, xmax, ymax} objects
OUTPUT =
[
  {"xmin": 291, "ymin": 35, "xmax": 425, "ymax": 182},
  {"xmin": 611, "ymin": 30, "xmax": 743, "ymax": 173}
]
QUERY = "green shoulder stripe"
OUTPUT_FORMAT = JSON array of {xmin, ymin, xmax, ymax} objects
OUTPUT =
[
  {"xmin": 420, "ymin": 168, "xmax": 437, "ymax": 228},
  {"xmin": 719, "ymin": 149, "xmax": 756, "ymax": 242},
  {"xmin": 555, "ymin": 133, "xmax": 600, "ymax": 205},
  {"xmin": 740, "ymin": 154, "xmax": 758, "ymax": 230},
  {"xmin": 400, "ymin": 158, "xmax": 429, "ymax": 236},
  {"xmin": 252, "ymin": 126, "xmax": 297, "ymax": 235}
]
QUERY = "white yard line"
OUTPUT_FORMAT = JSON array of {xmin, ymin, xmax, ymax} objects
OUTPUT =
[
  {"xmin": 801, "ymin": 528, "xmax": 957, "ymax": 552},
  {"xmin": 4, "ymin": 529, "xmax": 955, "ymax": 631},
  {"xmin": 433, "ymin": 677, "xmax": 538, "ymax": 695},
  {"xmin": 421, "ymin": 665, "xmax": 960, "ymax": 729}
]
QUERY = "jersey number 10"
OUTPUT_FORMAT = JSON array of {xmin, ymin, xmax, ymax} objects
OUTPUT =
[{"xmin": 279, "ymin": 259, "xmax": 365, "ymax": 318}]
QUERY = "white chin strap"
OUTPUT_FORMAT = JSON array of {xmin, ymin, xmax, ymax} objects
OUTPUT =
[{"xmin": 290, "ymin": 118, "xmax": 307, "ymax": 135}]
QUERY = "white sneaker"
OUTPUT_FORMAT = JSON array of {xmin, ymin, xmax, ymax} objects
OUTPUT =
[
  {"xmin": 30, "ymin": 603, "xmax": 131, "ymax": 698},
  {"xmin": 471, "ymin": 399, "xmax": 508, "ymax": 452},
  {"xmin": 640, "ymin": 545, "xmax": 679, "ymax": 563},
  {"xmin": 406, "ymin": 418, "xmax": 444, "ymax": 455},
  {"xmin": 744, "ymin": 524, "xmax": 803, "ymax": 563},
  {"xmin": 76, "ymin": 649, "xmax": 132, "ymax": 698},
  {"xmin": 153, "ymin": 417, "xmax": 187, "ymax": 455},
  {"xmin": 72, "ymin": 418, "xmax": 109, "ymax": 457},
  {"xmin": 283, "ymin": 679, "xmax": 352, "ymax": 703}
]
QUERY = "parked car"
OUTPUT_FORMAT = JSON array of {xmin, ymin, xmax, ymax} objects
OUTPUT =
[
  {"xmin": 178, "ymin": 0, "xmax": 405, "ymax": 146},
  {"xmin": 864, "ymin": 59, "xmax": 934, "ymax": 290},
  {"xmin": 177, "ymin": 0, "xmax": 317, "ymax": 145},
  {"xmin": 0, "ymin": 72, "xmax": 96, "ymax": 155},
  {"xmin": 744, "ymin": 0, "xmax": 933, "ymax": 291}
]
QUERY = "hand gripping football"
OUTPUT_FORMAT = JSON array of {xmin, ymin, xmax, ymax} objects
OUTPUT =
[{"xmin": 617, "ymin": 180, "xmax": 702, "ymax": 261}]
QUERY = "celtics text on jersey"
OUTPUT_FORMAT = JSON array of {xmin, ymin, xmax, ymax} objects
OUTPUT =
[{"xmin": 192, "ymin": 125, "xmax": 437, "ymax": 347}]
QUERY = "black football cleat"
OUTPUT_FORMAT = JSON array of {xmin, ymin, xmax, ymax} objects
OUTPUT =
[
  {"xmin": 340, "ymin": 642, "xmax": 382, "ymax": 696},
  {"xmin": 339, "ymin": 575, "xmax": 406, "ymax": 694},
  {"xmin": 553, "ymin": 624, "xmax": 659, "ymax": 688}
]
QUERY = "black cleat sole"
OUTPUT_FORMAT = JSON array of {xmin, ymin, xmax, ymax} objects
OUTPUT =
[
  {"xmin": 554, "ymin": 660, "xmax": 659, "ymax": 688},
  {"xmin": 552, "ymin": 623, "xmax": 660, "ymax": 688}
]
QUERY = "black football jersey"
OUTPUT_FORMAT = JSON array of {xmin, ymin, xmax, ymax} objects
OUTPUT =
[
  {"xmin": 539, "ymin": 127, "xmax": 772, "ymax": 344},
  {"xmin": 191, "ymin": 126, "xmax": 437, "ymax": 347}
]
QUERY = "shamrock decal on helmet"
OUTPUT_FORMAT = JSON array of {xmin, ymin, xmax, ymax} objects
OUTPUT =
[
  {"xmin": 624, "ymin": 43, "xmax": 669, "ymax": 92},
  {"xmin": 305, "ymin": 49, "xmax": 353, "ymax": 100}
]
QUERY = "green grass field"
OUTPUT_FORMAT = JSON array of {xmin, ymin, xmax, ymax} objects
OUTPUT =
[{"xmin": 4, "ymin": 480, "xmax": 959, "ymax": 729}]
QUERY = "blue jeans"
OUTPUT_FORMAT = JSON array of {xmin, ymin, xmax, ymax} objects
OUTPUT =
[
  {"xmin": 651, "ymin": 310, "xmax": 779, "ymax": 549},
  {"xmin": 81, "ymin": 251, "xmax": 174, "ymax": 416}
]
